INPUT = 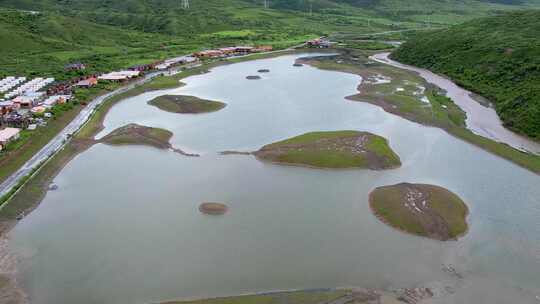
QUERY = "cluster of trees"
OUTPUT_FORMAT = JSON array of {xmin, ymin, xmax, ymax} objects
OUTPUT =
[{"xmin": 392, "ymin": 10, "xmax": 540, "ymax": 140}]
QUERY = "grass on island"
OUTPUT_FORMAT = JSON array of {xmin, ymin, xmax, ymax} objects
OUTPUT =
[
  {"xmin": 304, "ymin": 51, "xmax": 540, "ymax": 174},
  {"xmin": 100, "ymin": 124, "xmax": 173, "ymax": 149},
  {"xmin": 162, "ymin": 289, "xmax": 350, "ymax": 304},
  {"xmin": 148, "ymin": 95, "xmax": 226, "ymax": 114},
  {"xmin": 254, "ymin": 131, "xmax": 401, "ymax": 170},
  {"xmin": 370, "ymin": 183, "xmax": 469, "ymax": 241}
]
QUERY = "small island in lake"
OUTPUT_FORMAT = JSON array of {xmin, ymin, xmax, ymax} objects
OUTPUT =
[
  {"xmin": 101, "ymin": 124, "xmax": 174, "ymax": 149},
  {"xmin": 246, "ymin": 75, "xmax": 261, "ymax": 80},
  {"xmin": 254, "ymin": 131, "xmax": 401, "ymax": 169},
  {"xmin": 369, "ymin": 183, "xmax": 469, "ymax": 241},
  {"xmin": 199, "ymin": 202, "xmax": 228, "ymax": 215},
  {"xmin": 101, "ymin": 124, "xmax": 199, "ymax": 156},
  {"xmin": 258, "ymin": 69, "xmax": 270, "ymax": 73},
  {"xmin": 148, "ymin": 95, "xmax": 226, "ymax": 114}
]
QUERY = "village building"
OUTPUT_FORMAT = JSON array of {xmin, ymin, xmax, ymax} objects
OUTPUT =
[
  {"xmin": 0, "ymin": 101, "xmax": 19, "ymax": 115},
  {"xmin": 31, "ymin": 106, "xmax": 46, "ymax": 114},
  {"xmin": 3, "ymin": 112, "xmax": 30, "ymax": 128},
  {"xmin": 98, "ymin": 71, "xmax": 140, "ymax": 82},
  {"xmin": 194, "ymin": 50, "xmax": 224, "ymax": 59},
  {"xmin": 41, "ymin": 95, "xmax": 70, "ymax": 108},
  {"xmin": 65, "ymin": 62, "xmax": 86, "ymax": 71},
  {"xmin": 13, "ymin": 96, "xmax": 36, "ymax": 108},
  {"xmin": 75, "ymin": 77, "xmax": 98, "ymax": 88},
  {"xmin": 235, "ymin": 46, "xmax": 254, "ymax": 54},
  {"xmin": 219, "ymin": 47, "xmax": 238, "ymax": 55},
  {"xmin": 253, "ymin": 45, "xmax": 273, "ymax": 52},
  {"xmin": 306, "ymin": 38, "xmax": 332, "ymax": 48},
  {"xmin": 0, "ymin": 127, "xmax": 21, "ymax": 147},
  {"xmin": 156, "ymin": 56, "xmax": 199, "ymax": 70}
]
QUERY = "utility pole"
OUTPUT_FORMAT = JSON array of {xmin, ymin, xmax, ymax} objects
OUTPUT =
[{"xmin": 181, "ymin": 0, "xmax": 189, "ymax": 9}]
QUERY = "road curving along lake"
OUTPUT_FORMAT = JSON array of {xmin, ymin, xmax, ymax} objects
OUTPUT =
[
  {"xmin": 372, "ymin": 52, "xmax": 540, "ymax": 155},
  {"xmin": 6, "ymin": 53, "xmax": 540, "ymax": 304}
]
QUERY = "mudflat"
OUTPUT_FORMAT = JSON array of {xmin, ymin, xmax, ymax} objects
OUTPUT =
[{"xmin": 199, "ymin": 202, "xmax": 228, "ymax": 215}]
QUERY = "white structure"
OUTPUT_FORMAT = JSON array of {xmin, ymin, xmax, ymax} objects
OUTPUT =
[
  {"xmin": 156, "ymin": 56, "xmax": 198, "ymax": 70},
  {"xmin": 98, "ymin": 71, "xmax": 141, "ymax": 81},
  {"xmin": 41, "ymin": 95, "xmax": 71, "ymax": 108},
  {"xmin": 2, "ymin": 77, "xmax": 54, "ymax": 99},
  {"xmin": 0, "ymin": 127, "xmax": 21, "ymax": 146}
]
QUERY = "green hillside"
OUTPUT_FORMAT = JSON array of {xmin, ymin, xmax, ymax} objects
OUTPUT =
[
  {"xmin": 392, "ymin": 10, "xmax": 540, "ymax": 140},
  {"xmin": 0, "ymin": 0, "xmax": 392, "ymax": 79},
  {"xmin": 1, "ymin": 0, "xmax": 539, "ymax": 79}
]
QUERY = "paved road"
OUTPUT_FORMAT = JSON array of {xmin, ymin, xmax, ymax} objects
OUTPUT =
[{"xmin": 0, "ymin": 71, "xmax": 162, "ymax": 200}]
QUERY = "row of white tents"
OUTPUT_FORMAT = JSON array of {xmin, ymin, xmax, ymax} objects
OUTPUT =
[{"xmin": 1, "ymin": 77, "xmax": 55, "ymax": 99}]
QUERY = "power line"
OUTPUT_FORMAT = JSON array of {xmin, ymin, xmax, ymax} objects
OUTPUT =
[{"xmin": 181, "ymin": 0, "xmax": 189, "ymax": 9}]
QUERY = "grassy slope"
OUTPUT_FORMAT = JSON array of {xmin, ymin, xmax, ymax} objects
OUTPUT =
[
  {"xmin": 391, "ymin": 10, "xmax": 540, "ymax": 140},
  {"xmin": 148, "ymin": 95, "xmax": 226, "ymax": 113},
  {"xmin": 0, "ymin": 0, "xmax": 395, "ymax": 79},
  {"xmin": 370, "ymin": 183, "xmax": 469, "ymax": 240},
  {"xmin": 2, "ymin": 0, "xmax": 538, "ymax": 78},
  {"xmin": 257, "ymin": 131, "xmax": 400, "ymax": 169}
]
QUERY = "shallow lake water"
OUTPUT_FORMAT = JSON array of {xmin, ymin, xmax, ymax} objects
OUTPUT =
[{"xmin": 8, "ymin": 54, "xmax": 540, "ymax": 304}]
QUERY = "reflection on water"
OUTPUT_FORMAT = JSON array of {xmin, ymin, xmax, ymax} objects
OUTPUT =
[{"xmin": 8, "ymin": 54, "xmax": 540, "ymax": 304}]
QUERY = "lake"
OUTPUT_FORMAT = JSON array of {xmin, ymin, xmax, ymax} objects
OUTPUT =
[{"xmin": 8, "ymin": 54, "xmax": 540, "ymax": 304}]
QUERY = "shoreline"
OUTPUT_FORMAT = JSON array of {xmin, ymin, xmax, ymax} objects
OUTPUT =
[
  {"xmin": 0, "ymin": 50, "xmax": 314, "ymax": 303},
  {"xmin": 371, "ymin": 52, "xmax": 540, "ymax": 154},
  {"xmin": 301, "ymin": 51, "xmax": 540, "ymax": 175}
]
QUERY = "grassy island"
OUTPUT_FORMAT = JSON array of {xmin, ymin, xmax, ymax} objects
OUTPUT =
[
  {"xmin": 101, "ymin": 124, "xmax": 173, "ymax": 150},
  {"xmin": 254, "ymin": 131, "xmax": 401, "ymax": 170},
  {"xmin": 369, "ymin": 183, "xmax": 469, "ymax": 241},
  {"xmin": 148, "ymin": 95, "xmax": 226, "ymax": 114}
]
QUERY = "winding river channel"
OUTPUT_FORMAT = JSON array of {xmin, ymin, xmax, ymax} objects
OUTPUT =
[{"xmin": 7, "ymin": 54, "xmax": 540, "ymax": 304}]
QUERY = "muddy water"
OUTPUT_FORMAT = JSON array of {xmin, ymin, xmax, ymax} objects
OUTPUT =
[
  {"xmin": 371, "ymin": 52, "xmax": 540, "ymax": 154},
  {"xmin": 7, "ymin": 54, "xmax": 540, "ymax": 304}
]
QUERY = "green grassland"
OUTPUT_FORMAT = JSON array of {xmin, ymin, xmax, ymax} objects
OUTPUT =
[
  {"xmin": 370, "ymin": 183, "xmax": 469, "ymax": 240},
  {"xmin": 392, "ymin": 10, "xmax": 540, "ymax": 140},
  {"xmin": 254, "ymin": 130, "xmax": 401, "ymax": 169},
  {"xmin": 2, "ymin": 0, "xmax": 539, "ymax": 79}
]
